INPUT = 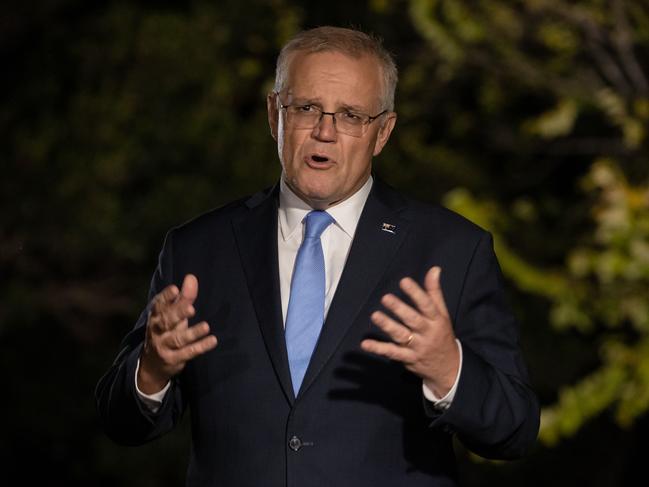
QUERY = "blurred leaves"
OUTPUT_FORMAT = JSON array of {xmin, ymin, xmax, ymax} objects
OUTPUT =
[
  {"xmin": 2, "ymin": 1, "xmax": 299, "ymax": 485},
  {"xmin": 409, "ymin": 0, "xmax": 649, "ymax": 447},
  {"xmin": 540, "ymin": 161, "xmax": 649, "ymax": 443},
  {"xmin": 3, "ymin": 0, "xmax": 649, "ymax": 484},
  {"xmin": 2, "ymin": 0, "xmax": 297, "ymax": 337}
]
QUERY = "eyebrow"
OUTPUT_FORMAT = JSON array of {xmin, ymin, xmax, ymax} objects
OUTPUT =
[
  {"xmin": 339, "ymin": 102, "xmax": 367, "ymax": 112},
  {"xmin": 289, "ymin": 96, "xmax": 321, "ymax": 106},
  {"xmin": 290, "ymin": 97, "xmax": 369, "ymax": 113}
]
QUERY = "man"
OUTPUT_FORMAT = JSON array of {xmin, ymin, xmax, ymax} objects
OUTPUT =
[{"xmin": 96, "ymin": 26, "xmax": 540, "ymax": 486}]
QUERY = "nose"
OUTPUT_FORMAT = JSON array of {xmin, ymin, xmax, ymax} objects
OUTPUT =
[{"xmin": 312, "ymin": 112, "xmax": 337, "ymax": 141}]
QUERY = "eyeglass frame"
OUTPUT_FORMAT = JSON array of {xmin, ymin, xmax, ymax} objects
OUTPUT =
[{"xmin": 275, "ymin": 93, "xmax": 388, "ymax": 137}]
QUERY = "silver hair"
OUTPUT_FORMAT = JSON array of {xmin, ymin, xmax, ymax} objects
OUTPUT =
[{"xmin": 274, "ymin": 26, "xmax": 398, "ymax": 112}]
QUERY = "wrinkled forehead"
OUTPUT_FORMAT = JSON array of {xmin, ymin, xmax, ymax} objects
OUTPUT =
[{"xmin": 282, "ymin": 50, "xmax": 385, "ymax": 110}]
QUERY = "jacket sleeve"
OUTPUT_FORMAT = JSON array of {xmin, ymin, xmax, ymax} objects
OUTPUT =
[
  {"xmin": 425, "ymin": 232, "xmax": 540, "ymax": 459},
  {"xmin": 95, "ymin": 230, "xmax": 186, "ymax": 446}
]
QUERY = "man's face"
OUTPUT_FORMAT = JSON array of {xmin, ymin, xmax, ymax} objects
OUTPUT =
[{"xmin": 267, "ymin": 50, "xmax": 396, "ymax": 209}]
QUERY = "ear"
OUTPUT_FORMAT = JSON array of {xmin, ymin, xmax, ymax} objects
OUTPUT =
[
  {"xmin": 372, "ymin": 112, "xmax": 397, "ymax": 157},
  {"xmin": 267, "ymin": 92, "xmax": 279, "ymax": 141}
]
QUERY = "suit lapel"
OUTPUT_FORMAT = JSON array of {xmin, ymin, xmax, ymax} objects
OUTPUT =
[
  {"xmin": 299, "ymin": 180, "xmax": 411, "ymax": 396},
  {"xmin": 231, "ymin": 185, "xmax": 295, "ymax": 404}
]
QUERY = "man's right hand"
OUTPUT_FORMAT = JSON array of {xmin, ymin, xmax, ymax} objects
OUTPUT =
[{"xmin": 137, "ymin": 274, "xmax": 218, "ymax": 394}]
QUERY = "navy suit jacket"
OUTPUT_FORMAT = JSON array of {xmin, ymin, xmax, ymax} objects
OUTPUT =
[{"xmin": 96, "ymin": 179, "xmax": 540, "ymax": 486}]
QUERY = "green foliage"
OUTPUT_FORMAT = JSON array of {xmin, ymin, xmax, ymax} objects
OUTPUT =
[
  {"xmin": 542, "ymin": 161, "xmax": 649, "ymax": 443},
  {"xmin": 3, "ymin": 0, "xmax": 298, "ymax": 326},
  {"xmin": 2, "ymin": 1, "xmax": 301, "ymax": 484},
  {"xmin": 409, "ymin": 0, "xmax": 649, "ymax": 446},
  {"xmin": 4, "ymin": 0, "xmax": 649, "ymax": 484}
]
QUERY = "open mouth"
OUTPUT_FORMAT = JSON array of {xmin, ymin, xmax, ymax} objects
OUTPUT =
[
  {"xmin": 305, "ymin": 153, "xmax": 335, "ymax": 168},
  {"xmin": 311, "ymin": 155, "xmax": 329, "ymax": 163}
]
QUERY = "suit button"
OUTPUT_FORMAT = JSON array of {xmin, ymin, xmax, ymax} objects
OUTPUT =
[{"xmin": 288, "ymin": 436, "xmax": 302, "ymax": 452}]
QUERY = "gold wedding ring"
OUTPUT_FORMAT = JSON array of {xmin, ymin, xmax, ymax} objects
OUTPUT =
[{"xmin": 404, "ymin": 334, "xmax": 414, "ymax": 346}]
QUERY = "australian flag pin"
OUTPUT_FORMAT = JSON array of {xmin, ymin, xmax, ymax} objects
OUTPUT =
[{"xmin": 381, "ymin": 222, "xmax": 397, "ymax": 234}]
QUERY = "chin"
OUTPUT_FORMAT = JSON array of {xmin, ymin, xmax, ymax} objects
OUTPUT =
[
  {"xmin": 292, "ymin": 176, "xmax": 335, "ymax": 200},
  {"xmin": 302, "ymin": 190, "xmax": 335, "ymax": 207}
]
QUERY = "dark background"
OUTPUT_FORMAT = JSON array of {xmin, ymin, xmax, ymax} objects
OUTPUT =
[{"xmin": 3, "ymin": 0, "xmax": 648, "ymax": 485}]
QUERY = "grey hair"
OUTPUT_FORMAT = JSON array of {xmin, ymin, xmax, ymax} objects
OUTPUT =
[{"xmin": 274, "ymin": 26, "xmax": 398, "ymax": 112}]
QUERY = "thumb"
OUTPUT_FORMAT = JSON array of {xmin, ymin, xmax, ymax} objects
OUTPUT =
[{"xmin": 180, "ymin": 274, "xmax": 199, "ymax": 303}]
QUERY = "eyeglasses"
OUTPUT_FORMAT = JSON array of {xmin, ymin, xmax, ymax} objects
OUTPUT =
[{"xmin": 278, "ymin": 98, "xmax": 387, "ymax": 138}]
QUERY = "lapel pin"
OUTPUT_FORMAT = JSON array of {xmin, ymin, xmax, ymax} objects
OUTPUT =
[{"xmin": 381, "ymin": 223, "xmax": 397, "ymax": 234}]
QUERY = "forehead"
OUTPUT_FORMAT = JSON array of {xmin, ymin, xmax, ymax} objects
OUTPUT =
[{"xmin": 284, "ymin": 50, "xmax": 383, "ymax": 110}]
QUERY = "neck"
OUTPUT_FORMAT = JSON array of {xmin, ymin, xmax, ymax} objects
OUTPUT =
[{"xmin": 283, "ymin": 176, "xmax": 371, "ymax": 210}]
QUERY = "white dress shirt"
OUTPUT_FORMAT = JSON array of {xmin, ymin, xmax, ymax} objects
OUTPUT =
[
  {"xmin": 136, "ymin": 175, "xmax": 461, "ymax": 411},
  {"xmin": 277, "ymin": 176, "xmax": 371, "ymax": 323}
]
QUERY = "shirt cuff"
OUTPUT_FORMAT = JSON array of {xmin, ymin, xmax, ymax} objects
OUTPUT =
[
  {"xmin": 135, "ymin": 358, "xmax": 171, "ymax": 413},
  {"xmin": 422, "ymin": 339, "xmax": 463, "ymax": 410}
]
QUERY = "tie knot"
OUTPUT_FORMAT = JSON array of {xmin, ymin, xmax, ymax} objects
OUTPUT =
[{"xmin": 304, "ymin": 210, "xmax": 334, "ymax": 239}]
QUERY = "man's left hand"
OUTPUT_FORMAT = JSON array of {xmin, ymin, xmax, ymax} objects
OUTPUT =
[{"xmin": 360, "ymin": 266, "xmax": 460, "ymax": 398}]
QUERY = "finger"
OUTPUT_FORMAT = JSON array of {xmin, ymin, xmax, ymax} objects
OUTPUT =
[
  {"xmin": 172, "ymin": 334, "xmax": 218, "ymax": 363},
  {"xmin": 148, "ymin": 314, "xmax": 166, "ymax": 335},
  {"xmin": 424, "ymin": 266, "xmax": 450, "ymax": 318},
  {"xmin": 154, "ymin": 274, "xmax": 199, "ymax": 330},
  {"xmin": 164, "ymin": 322, "xmax": 211, "ymax": 350},
  {"xmin": 149, "ymin": 314, "xmax": 185, "ymax": 335},
  {"xmin": 399, "ymin": 277, "xmax": 438, "ymax": 320},
  {"xmin": 380, "ymin": 293, "xmax": 426, "ymax": 331},
  {"xmin": 153, "ymin": 301, "xmax": 195, "ymax": 332},
  {"xmin": 150, "ymin": 312, "xmax": 184, "ymax": 338},
  {"xmin": 151, "ymin": 284, "xmax": 180, "ymax": 316},
  {"xmin": 371, "ymin": 311, "xmax": 415, "ymax": 345},
  {"xmin": 360, "ymin": 338, "xmax": 415, "ymax": 364}
]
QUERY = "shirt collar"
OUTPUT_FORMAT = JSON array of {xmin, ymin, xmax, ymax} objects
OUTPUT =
[{"xmin": 278, "ymin": 175, "xmax": 373, "ymax": 241}]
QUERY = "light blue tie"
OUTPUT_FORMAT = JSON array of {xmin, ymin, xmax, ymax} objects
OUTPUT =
[{"xmin": 285, "ymin": 210, "xmax": 335, "ymax": 395}]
